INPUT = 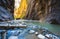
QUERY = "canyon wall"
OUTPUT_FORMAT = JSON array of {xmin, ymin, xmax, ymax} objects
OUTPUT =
[
  {"xmin": 25, "ymin": 0, "xmax": 60, "ymax": 24},
  {"xmin": 0, "ymin": 0, "xmax": 14, "ymax": 21}
]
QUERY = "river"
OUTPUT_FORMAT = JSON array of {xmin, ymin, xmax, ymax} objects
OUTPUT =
[{"xmin": 24, "ymin": 20, "xmax": 60, "ymax": 36}]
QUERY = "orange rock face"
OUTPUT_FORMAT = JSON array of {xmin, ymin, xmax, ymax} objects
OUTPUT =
[{"xmin": 14, "ymin": 0, "xmax": 28, "ymax": 19}]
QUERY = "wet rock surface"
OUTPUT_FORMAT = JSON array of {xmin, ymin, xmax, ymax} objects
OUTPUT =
[{"xmin": 0, "ymin": 20, "xmax": 60, "ymax": 39}]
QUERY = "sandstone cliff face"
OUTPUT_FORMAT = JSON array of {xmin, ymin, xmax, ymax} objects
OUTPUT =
[
  {"xmin": 0, "ymin": 0, "xmax": 60, "ymax": 24},
  {"xmin": 25, "ymin": 0, "xmax": 51, "ymax": 20},
  {"xmin": 25, "ymin": 0, "xmax": 60, "ymax": 24}
]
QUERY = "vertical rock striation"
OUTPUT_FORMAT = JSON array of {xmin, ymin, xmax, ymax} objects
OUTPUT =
[
  {"xmin": 0, "ymin": 0, "xmax": 14, "ymax": 21},
  {"xmin": 25, "ymin": 0, "xmax": 60, "ymax": 24}
]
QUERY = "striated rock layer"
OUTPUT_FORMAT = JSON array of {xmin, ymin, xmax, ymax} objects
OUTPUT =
[
  {"xmin": 25, "ymin": 0, "xmax": 60, "ymax": 24},
  {"xmin": 0, "ymin": 0, "xmax": 14, "ymax": 21}
]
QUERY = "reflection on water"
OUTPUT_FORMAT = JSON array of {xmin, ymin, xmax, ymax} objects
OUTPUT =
[{"xmin": 25, "ymin": 20, "xmax": 60, "ymax": 36}]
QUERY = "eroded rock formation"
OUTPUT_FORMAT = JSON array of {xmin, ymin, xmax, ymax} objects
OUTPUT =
[
  {"xmin": 25, "ymin": 0, "xmax": 60, "ymax": 24},
  {"xmin": 0, "ymin": 0, "xmax": 14, "ymax": 21}
]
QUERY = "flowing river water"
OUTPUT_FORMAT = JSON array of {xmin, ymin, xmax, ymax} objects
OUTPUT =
[
  {"xmin": 24, "ymin": 20, "xmax": 60, "ymax": 36},
  {"xmin": 0, "ymin": 20, "xmax": 60, "ymax": 39}
]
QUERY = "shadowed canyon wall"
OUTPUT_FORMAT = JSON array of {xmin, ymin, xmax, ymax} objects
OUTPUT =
[
  {"xmin": 25, "ymin": 0, "xmax": 51, "ymax": 20},
  {"xmin": 0, "ymin": 0, "xmax": 14, "ymax": 21},
  {"xmin": 25, "ymin": 0, "xmax": 60, "ymax": 24},
  {"xmin": 0, "ymin": 0, "xmax": 60, "ymax": 24}
]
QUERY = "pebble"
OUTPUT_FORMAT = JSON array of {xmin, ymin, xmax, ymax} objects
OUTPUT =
[
  {"xmin": 37, "ymin": 34, "xmax": 45, "ymax": 39},
  {"xmin": 29, "ymin": 30, "xmax": 35, "ymax": 34},
  {"xmin": 8, "ymin": 36, "xmax": 18, "ymax": 39},
  {"xmin": 35, "ymin": 32, "xmax": 38, "ymax": 35}
]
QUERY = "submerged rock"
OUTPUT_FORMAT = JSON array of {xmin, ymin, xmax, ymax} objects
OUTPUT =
[
  {"xmin": 29, "ymin": 30, "xmax": 35, "ymax": 34},
  {"xmin": 37, "ymin": 34, "xmax": 45, "ymax": 39},
  {"xmin": 8, "ymin": 36, "xmax": 18, "ymax": 39}
]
